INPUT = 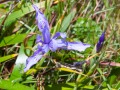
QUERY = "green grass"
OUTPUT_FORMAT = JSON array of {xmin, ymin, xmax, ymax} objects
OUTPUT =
[{"xmin": 0, "ymin": 0, "xmax": 120, "ymax": 90}]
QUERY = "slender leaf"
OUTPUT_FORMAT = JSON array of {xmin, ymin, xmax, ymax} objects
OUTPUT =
[
  {"xmin": 0, "ymin": 54, "xmax": 18, "ymax": 63},
  {"xmin": 59, "ymin": 9, "xmax": 76, "ymax": 32},
  {"xmin": 0, "ymin": 34, "xmax": 27, "ymax": 47},
  {"xmin": 45, "ymin": 83, "xmax": 95, "ymax": 90},
  {"xmin": 0, "ymin": 79, "xmax": 34, "ymax": 90},
  {"xmin": 58, "ymin": 67, "xmax": 82, "ymax": 74}
]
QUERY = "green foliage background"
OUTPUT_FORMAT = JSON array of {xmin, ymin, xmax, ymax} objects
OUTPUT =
[{"xmin": 0, "ymin": 0, "xmax": 120, "ymax": 90}]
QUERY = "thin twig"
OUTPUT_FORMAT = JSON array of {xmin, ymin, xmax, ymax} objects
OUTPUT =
[
  {"xmin": 0, "ymin": 0, "xmax": 11, "ymax": 4},
  {"xmin": 0, "ymin": 1, "xmax": 18, "ymax": 33}
]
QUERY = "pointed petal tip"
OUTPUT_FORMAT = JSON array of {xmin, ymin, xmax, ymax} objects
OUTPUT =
[
  {"xmin": 83, "ymin": 43, "xmax": 91, "ymax": 47},
  {"xmin": 24, "ymin": 68, "xmax": 28, "ymax": 72},
  {"xmin": 67, "ymin": 42, "xmax": 90, "ymax": 52},
  {"xmin": 32, "ymin": 4, "xmax": 39, "ymax": 11},
  {"xmin": 24, "ymin": 49, "xmax": 43, "ymax": 72}
]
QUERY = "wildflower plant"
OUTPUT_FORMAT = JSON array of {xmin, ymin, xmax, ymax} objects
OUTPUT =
[
  {"xmin": 0, "ymin": 0, "xmax": 119, "ymax": 90},
  {"xmin": 24, "ymin": 5, "xmax": 90, "ymax": 72}
]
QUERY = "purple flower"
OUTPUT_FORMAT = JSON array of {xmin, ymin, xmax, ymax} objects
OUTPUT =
[
  {"xmin": 24, "ymin": 5, "xmax": 90, "ymax": 72},
  {"xmin": 96, "ymin": 32, "xmax": 105, "ymax": 53}
]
